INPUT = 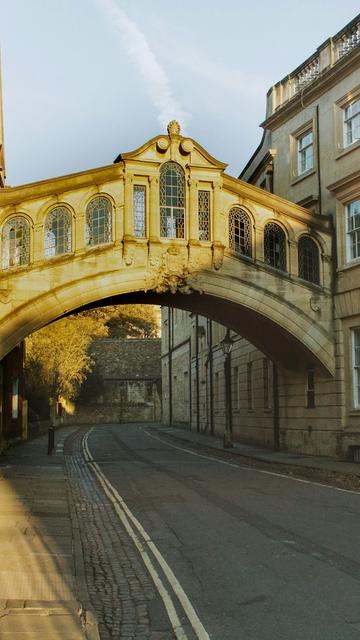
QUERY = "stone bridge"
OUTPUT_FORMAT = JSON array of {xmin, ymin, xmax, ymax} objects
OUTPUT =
[{"xmin": 0, "ymin": 122, "xmax": 334, "ymax": 374}]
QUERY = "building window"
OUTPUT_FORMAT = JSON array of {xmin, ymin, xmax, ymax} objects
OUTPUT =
[
  {"xmin": 346, "ymin": 199, "xmax": 360, "ymax": 261},
  {"xmin": 298, "ymin": 236, "xmax": 320, "ymax": 284},
  {"xmin": 86, "ymin": 196, "xmax": 112, "ymax": 246},
  {"xmin": 263, "ymin": 358, "xmax": 272, "ymax": 409},
  {"xmin": 306, "ymin": 369, "xmax": 315, "ymax": 408},
  {"xmin": 343, "ymin": 98, "xmax": 360, "ymax": 147},
  {"xmin": 214, "ymin": 371, "xmax": 219, "ymax": 412},
  {"xmin": 2, "ymin": 216, "xmax": 30, "ymax": 270},
  {"xmin": 160, "ymin": 162, "xmax": 185, "ymax": 238},
  {"xmin": 12, "ymin": 377, "xmax": 19, "ymax": 420},
  {"xmin": 247, "ymin": 361, "xmax": 253, "ymax": 410},
  {"xmin": 198, "ymin": 190, "xmax": 210, "ymax": 241},
  {"xmin": 133, "ymin": 185, "xmax": 146, "ymax": 238},
  {"xmin": 229, "ymin": 207, "xmax": 251, "ymax": 257},
  {"xmin": 232, "ymin": 366, "xmax": 239, "ymax": 410},
  {"xmin": 297, "ymin": 130, "xmax": 313, "ymax": 175},
  {"xmin": 45, "ymin": 207, "xmax": 72, "ymax": 258},
  {"xmin": 264, "ymin": 223, "xmax": 286, "ymax": 271},
  {"xmin": 352, "ymin": 329, "xmax": 360, "ymax": 408}
]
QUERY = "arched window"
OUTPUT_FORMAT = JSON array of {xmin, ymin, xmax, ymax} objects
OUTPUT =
[
  {"xmin": 2, "ymin": 216, "xmax": 30, "ymax": 269},
  {"xmin": 44, "ymin": 207, "xmax": 72, "ymax": 258},
  {"xmin": 160, "ymin": 162, "xmax": 185, "ymax": 238},
  {"xmin": 86, "ymin": 197, "xmax": 112, "ymax": 246},
  {"xmin": 264, "ymin": 222, "xmax": 286, "ymax": 271},
  {"xmin": 298, "ymin": 236, "xmax": 320, "ymax": 285},
  {"xmin": 229, "ymin": 207, "xmax": 251, "ymax": 257}
]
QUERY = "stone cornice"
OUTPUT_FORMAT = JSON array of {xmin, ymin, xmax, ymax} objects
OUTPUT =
[{"xmin": 262, "ymin": 45, "xmax": 360, "ymax": 131}]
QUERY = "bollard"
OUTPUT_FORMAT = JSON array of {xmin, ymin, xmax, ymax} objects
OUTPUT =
[{"xmin": 47, "ymin": 425, "xmax": 55, "ymax": 455}]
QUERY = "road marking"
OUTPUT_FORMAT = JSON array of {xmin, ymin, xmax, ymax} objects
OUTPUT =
[
  {"xmin": 144, "ymin": 429, "xmax": 360, "ymax": 496},
  {"xmin": 83, "ymin": 428, "xmax": 210, "ymax": 640}
]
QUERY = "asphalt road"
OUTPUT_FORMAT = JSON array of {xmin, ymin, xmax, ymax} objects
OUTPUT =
[{"xmin": 84, "ymin": 423, "xmax": 360, "ymax": 640}]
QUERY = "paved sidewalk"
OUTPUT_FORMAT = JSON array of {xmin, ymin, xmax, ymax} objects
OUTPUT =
[
  {"xmin": 0, "ymin": 427, "xmax": 98, "ymax": 639},
  {"xmin": 156, "ymin": 425, "xmax": 360, "ymax": 484}
]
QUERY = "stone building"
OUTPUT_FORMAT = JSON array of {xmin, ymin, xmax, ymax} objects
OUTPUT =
[
  {"xmin": 162, "ymin": 14, "xmax": 360, "ymax": 458},
  {"xmin": 0, "ymin": 343, "xmax": 26, "ymax": 451},
  {"xmin": 67, "ymin": 338, "xmax": 161, "ymax": 425}
]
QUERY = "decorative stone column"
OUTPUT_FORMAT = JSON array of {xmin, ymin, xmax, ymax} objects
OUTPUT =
[
  {"xmin": 124, "ymin": 174, "xmax": 134, "ymax": 239},
  {"xmin": 212, "ymin": 180, "xmax": 224, "ymax": 245},
  {"xmin": 189, "ymin": 178, "xmax": 199, "ymax": 243},
  {"xmin": 149, "ymin": 175, "xmax": 160, "ymax": 240}
]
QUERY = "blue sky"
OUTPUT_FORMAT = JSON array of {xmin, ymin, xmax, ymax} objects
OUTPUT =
[{"xmin": 1, "ymin": 1, "xmax": 359, "ymax": 185}]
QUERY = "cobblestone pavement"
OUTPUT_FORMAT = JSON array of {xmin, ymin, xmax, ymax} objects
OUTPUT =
[{"xmin": 64, "ymin": 427, "xmax": 177, "ymax": 640}]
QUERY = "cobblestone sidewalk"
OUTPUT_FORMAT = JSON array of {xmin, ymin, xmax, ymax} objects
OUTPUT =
[{"xmin": 64, "ymin": 427, "xmax": 176, "ymax": 640}]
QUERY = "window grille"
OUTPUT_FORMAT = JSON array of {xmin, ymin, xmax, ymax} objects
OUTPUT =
[
  {"xmin": 229, "ymin": 207, "xmax": 251, "ymax": 257},
  {"xmin": 198, "ymin": 190, "xmax": 210, "ymax": 241},
  {"xmin": 86, "ymin": 197, "xmax": 112, "ymax": 246},
  {"xmin": 306, "ymin": 369, "xmax": 315, "ymax": 408},
  {"xmin": 2, "ymin": 216, "xmax": 30, "ymax": 269},
  {"xmin": 45, "ymin": 207, "xmax": 72, "ymax": 258},
  {"xmin": 264, "ymin": 223, "xmax": 286, "ymax": 271},
  {"xmin": 353, "ymin": 329, "xmax": 360, "ymax": 407},
  {"xmin": 160, "ymin": 162, "xmax": 185, "ymax": 238},
  {"xmin": 297, "ymin": 130, "xmax": 313, "ymax": 174},
  {"xmin": 298, "ymin": 236, "xmax": 320, "ymax": 284},
  {"xmin": 343, "ymin": 99, "xmax": 360, "ymax": 147},
  {"xmin": 247, "ymin": 361, "xmax": 253, "ymax": 410},
  {"xmin": 346, "ymin": 199, "xmax": 360, "ymax": 261},
  {"xmin": 133, "ymin": 185, "xmax": 146, "ymax": 237}
]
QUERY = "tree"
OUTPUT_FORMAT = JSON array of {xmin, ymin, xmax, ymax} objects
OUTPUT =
[{"xmin": 25, "ymin": 304, "xmax": 160, "ymax": 416}]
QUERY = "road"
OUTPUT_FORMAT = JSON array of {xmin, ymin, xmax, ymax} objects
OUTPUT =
[{"xmin": 66, "ymin": 423, "xmax": 360, "ymax": 640}]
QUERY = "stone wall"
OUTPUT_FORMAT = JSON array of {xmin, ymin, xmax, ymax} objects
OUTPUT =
[{"xmin": 66, "ymin": 338, "xmax": 162, "ymax": 425}]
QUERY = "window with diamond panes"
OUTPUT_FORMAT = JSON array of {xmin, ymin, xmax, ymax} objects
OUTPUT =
[
  {"xmin": 353, "ymin": 328, "xmax": 360, "ymax": 408},
  {"xmin": 86, "ymin": 197, "xmax": 112, "ymax": 246},
  {"xmin": 160, "ymin": 162, "xmax": 185, "ymax": 238},
  {"xmin": 133, "ymin": 186, "xmax": 146, "ymax": 237},
  {"xmin": 229, "ymin": 207, "xmax": 251, "ymax": 257},
  {"xmin": 264, "ymin": 223, "xmax": 286, "ymax": 271},
  {"xmin": 346, "ymin": 199, "xmax": 360, "ymax": 261},
  {"xmin": 2, "ymin": 216, "xmax": 30, "ymax": 269},
  {"xmin": 45, "ymin": 207, "xmax": 72, "ymax": 258},
  {"xmin": 298, "ymin": 236, "xmax": 320, "ymax": 284},
  {"xmin": 198, "ymin": 190, "xmax": 210, "ymax": 241}
]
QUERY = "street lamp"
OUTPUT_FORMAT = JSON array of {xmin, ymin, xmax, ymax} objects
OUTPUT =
[{"xmin": 220, "ymin": 329, "xmax": 233, "ymax": 448}]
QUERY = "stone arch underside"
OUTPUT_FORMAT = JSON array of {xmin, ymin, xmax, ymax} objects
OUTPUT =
[{"xmin": 0, "ymin": 268, "xmax": 334, "ymax": 376}]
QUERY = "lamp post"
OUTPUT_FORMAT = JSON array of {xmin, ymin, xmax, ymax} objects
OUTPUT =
[{"xmin": 220, "ymin": 329, "xmax": 233, "ymax": 448}]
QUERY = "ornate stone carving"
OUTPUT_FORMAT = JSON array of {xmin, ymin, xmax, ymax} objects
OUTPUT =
[
  {"xmin": 0, "ymin": 288, "xmax": 10, "ymax": 303},
  {"xmin": 145, "ymin": 245, "xmax": 202, "ymax": 294},
  {"xmin": 180, "ymin": 139, "xmax": 193, "ymax": 154},
  {"xmin": 310, "ymin": 296, "xmax": 321, "ymax": 312},
  {"xmin": 156, "ymin": 137, "xmax": 169, "ymax": 152},
  {"xmin": 167, "ymin": 120, "xmax": 181, "ymax": 136}
]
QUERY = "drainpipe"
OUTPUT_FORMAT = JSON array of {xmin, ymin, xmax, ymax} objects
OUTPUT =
[
  {"xmin": 272, "ymin": 363, "xmax": 280, "ymax": 450},
  {"xmin": 316, "ymin": 105, "xmax": 322, "ymax": 216},
  {"xmin": 168, "ymin": 307, "xmax": 172, "ymax": 426},
  {"xmin": 208, "ymin": 319, "xmax": 214, "ymax": 435},
  {"xmin": 195, "ymin": 314, "xmax": 200, "ymax": 433}
]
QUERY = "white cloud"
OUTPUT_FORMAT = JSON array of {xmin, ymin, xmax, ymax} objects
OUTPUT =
[{"xmin": 94, "ymin": 0, "xmax": 189, "ymax": 131}]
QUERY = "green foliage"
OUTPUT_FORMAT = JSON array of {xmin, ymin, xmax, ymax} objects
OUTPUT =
[{"xmin": 25, "ymin": 305, "xmax": 160, "ymax": 412}]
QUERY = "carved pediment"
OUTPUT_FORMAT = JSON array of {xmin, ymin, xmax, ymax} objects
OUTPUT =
[{"xmin": 114, "ymin": 121, "xmax": 227, "ymax": 171}]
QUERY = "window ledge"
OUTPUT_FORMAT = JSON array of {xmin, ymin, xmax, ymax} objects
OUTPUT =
[
  {"xmin": 337, "ymin": 258, "xmax": 360, "ymax": 272},
  {"xmin": 336, "ymin": 139, "xmax": 360, "ymax": 160},
  {"xmin": 290, "ymin": 168, "xmax": 317, "ymax": 186}
]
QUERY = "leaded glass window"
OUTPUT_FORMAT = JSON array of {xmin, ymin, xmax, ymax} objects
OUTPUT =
[
  {"xmin": 133, "ymin": 185, "xmax": 146, "ymax": 237},
  {"xmin": 264, "ymin": 223, "xmax": 286, "ymax": 271},
  {"xmin": 2, "ymin": 216, "xmax": 30, "ymax": 269},
  {"xmin": 298, "ymin": 236, "xmax": 320, "ymax": 284},
  {"xmin": 346, "ymin": 199, "xmax": 360, "ymax": 261},
  {"xmin": 229, "ymin": 207, "xmax": 251, "ymax": 257},
  {"xmin": 198, "ymin": 191, "xmax": 210, "ymax": 241},
  {"xmin": 45, "ymin": 207, "xmax": 72, "ymax": 258},
  {"xmin": 86, "ymin": 197, "xmax": 112, "ymax": 246},
  {"xmin": 160, "ymin": 162, "xmax": 185, "ymax": 238}
]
